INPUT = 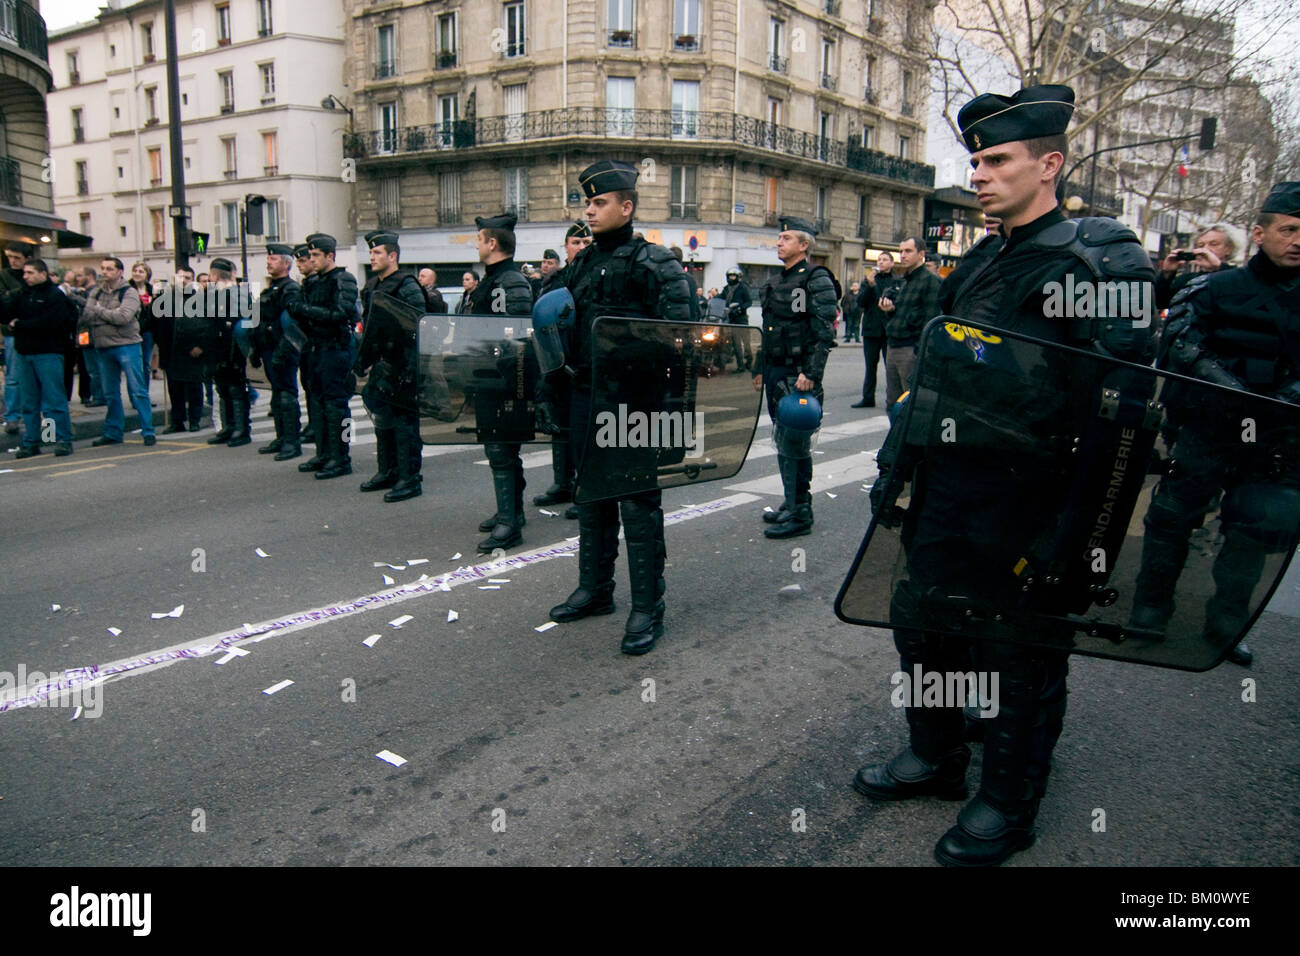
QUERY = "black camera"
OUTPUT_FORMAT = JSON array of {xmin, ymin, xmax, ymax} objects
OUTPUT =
[{"xmin": 1175, "ymin": 251, "xmax": 1198, "ymax": 262}]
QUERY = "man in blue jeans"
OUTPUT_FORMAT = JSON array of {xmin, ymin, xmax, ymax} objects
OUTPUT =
[
  {"xmin": 0, "ymin": 240, "xmax": 34, "ymax": 433},
  {"xmin": 1, "ymin": 258, "xmax": 76, "ymax": 457},
  {"xmin": 82, "ymin": 256, "xmax": 155, "ymax": 447}
]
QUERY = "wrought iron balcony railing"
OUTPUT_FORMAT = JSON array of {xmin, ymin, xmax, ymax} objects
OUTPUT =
[
  {"xmin": 343, "ymin": 108, "xmax": 936, "ymax": 189},
  {"xmin": 864, "ymin": 88, "xmax": 879, "ymax": 106},
  {"xmin": 769, "ymin": 53, "xmax": 787, "ymax": 73},
  {"xmin": 825, "ymin": 1, "xmax": 842, "ymax": 16},
  {"xmin": 374, "ymin": 61, "xmax": 397, "ymax": 79},
  {"xmin": 0, "ymin": 0, "xmax": 48, "ymax": 63},
  {"xmin": 436, "ymin": 51, "xmax": 457, "ymax": 68},
  {"xmin": 0, "ymin": 157, "xmax": 21, "ymax": 205},
  {"xmin": 820, "ymin": 73, "xmax": 837, "ymax": 92},
  {"xmin": 607, "ymin": 29, "xmax": 634, "ymax": 48},
  {"xmin": 856, "ymin": 224, "xmax": 871, "ymax": 240}
]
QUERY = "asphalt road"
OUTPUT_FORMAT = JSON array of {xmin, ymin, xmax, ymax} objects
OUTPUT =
[{"xmin": 0, "ymin": 343, "xmax": 1296, "ymax": 867}]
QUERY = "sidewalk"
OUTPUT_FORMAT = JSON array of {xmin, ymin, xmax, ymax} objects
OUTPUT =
[{"xmin": 0, "ymin": 373, "xmax": 215, "ymax": 453}]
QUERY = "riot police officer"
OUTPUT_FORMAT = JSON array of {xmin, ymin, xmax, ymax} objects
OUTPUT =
[
  {"xmin": 1129, "ymin": 182, "xmax": 1300, "ymax": 667},
  {"xmin": 545, "ymin": 160, "xmax": 693, "ymax": 655},
  {"xmin": 722, "ymin": 267, "xmax": 752, "ymax": 323},
  {"xmin": 855, "ymin": 85, "xmax": 1155, "ymax": 866},
  {"xmin": 253, "ymin": 243, "xmax": 303, "ymax": 460},
  {"xmin": 463, "ymin": 213, "xmax": 535, "ymax": 550},
  {"xmin": 752, "ymin": 217, "xmax": 839, "ymax": 538},
  {"xmin": 205, "ymin": 258, "xmax": 251, "ymax": 447},
  {"xmin": 356, "ymin": 229, "xmax": 428, "ymax": 502},
  {"xmin": 287, "ymin": 233, "xmax": 358, "ymax": 480},
  {"xmin": 535, "ymin": 221, "xmax": 592, "ymax": 514},
  {"xmin": 294, "ymin": 242, "xmax": 319, "ymax": 451}
]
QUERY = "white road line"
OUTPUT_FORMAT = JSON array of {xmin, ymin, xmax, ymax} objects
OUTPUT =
[
  {"xmin": 746, "ymin": 416, "xmax": 890, "ymax": 460},
  {"xmin": 724, "ymin": 450, "xmax": 879, "ymax": 497},
  {"xmin": 0, "ymin": 492, "xmax": 761, "ymax": 714}
]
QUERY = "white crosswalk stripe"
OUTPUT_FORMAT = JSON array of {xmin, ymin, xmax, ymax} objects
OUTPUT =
[{"xmin": 724, "ymin": 450, "xmax": 879, "ymax": 497}]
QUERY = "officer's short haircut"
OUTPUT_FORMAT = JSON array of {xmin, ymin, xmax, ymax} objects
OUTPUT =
[
  {"xmin": 102, "ymin": 256, "xmax": 125, "ymax": 272},
  {"xmin": 901, "ymin": 236, "xmax": 928, "ymax": 257},
  {"xmin": 1257, "ymin": 212, "xmax": 1278, "ymax": 228},
  {"xmin": 1024, "ymin": 134, "xmax": 1069, "ymax": 186},
  {"xmin": 26, "ymin": 258, "xmax": 48, "ymax": 274},
  {"xmin": 788, "ymin": 231, "xmax": 815, "ymax": 252},
  {"xmin": 480, "ymin": 228, "xmax": 516, "ymax": 257},
  {"xmin": 612, "ymin": 189, "xmax": 638, "ymax": 215},
  {"xmin": 1197, "ymin": 225, "xmax": 1236, "ymax": 259},
  {"xmin": 210, "ymin": 263, "xmax": 233, "ymax": 278},
  {"xmin": 375, "ymin": 241, "xmax": 400, "ymax": 258}
]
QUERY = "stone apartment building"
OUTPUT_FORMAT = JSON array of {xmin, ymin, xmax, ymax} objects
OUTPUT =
[{"xmin": 343, "ymin": 0, "xmax": 935, "ymax": 290}]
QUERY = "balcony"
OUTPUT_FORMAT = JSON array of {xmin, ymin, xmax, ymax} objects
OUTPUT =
[
  {"xmin": 68, "ymin": 70, "xmax": 80, "ymax": 85},
  {"xmin": 264, "ymin": 165, "xmax": 278, "ymax": 176},
  {"xmin": 150, "ymin": 177, "xmax": 162, "ymax": 187},
  {"xmin": 436, "ymin": 51, "xmax": 457, "ymax": 69},
  {"xmin": 820, "ymin": 73, "xmax": 837, "ymax": 92},
  {"xmin": 0, "ymin": 0, "xmax": 48, "ymax": 63},
  {"xmin": 374, "ymin": 61, "xmax": 397, "ymax": 79},
  {"xmin": 220, "ymin": 103, "xmax": 234, "ymax": 114},
  {"xmin": 825, "ymin": 0, "xmax": 842, "ymax": 15},
  {"xmin": 901, "ymin": 102, "xmax": 915, "ymax": 117},
  {"xmin": 344, "ymin": 108, "xmax": 936, "ymax": 190},
  {"xmin": 769, "ymin": 53, "xmax": 787, "ymax": 73},
  {"xmin": 76, "ymin": 179, "xmax": 89, "ymax": 196},
  {"xmin": 864, "ymin": 88, "xmax": 879, "ymax": 106},
  {"xmin": 607, "ymin": 29, "xmax": 634, "ymax": 48},
  {"xmin": 257, "ymin": 27, "xmax": 271, "ymax": 38},
  {"xmin": 223, "ymin": 169, "xmax": 238, "ymax": 180},
  {"xmin": 143, "ymin": 53, "xmax": 155, "ymax": 63},
  {"xmin": 152, "ymin": 240, "xmax": 166, "ymax": 250},
  {"xmin": 144, "ymin": 116, "xmax": 160, "ymax": 127},
  {"xmin": 0, "ymin": 157, "xmax": 21, "ymax": 206},
  {"xmin": 814, "ymin": 218, "xmax": 831, "ymax": 235},
  {"xmin": 72, "ymin": 127, "xmax": 85, "ymax": 143},
  {"xmin": 856, "ymin": 224, "xmax": 870, "ymax": 240},
  {"xmin": 673, "ymin": 34, "xmax": 700, "ymax": 52},
  {"xmin": 668, "ymin": 203, "xmax": 699, "ymax": 220},
  {"xmin": 501, "ymin": 41, "xmax": 525, "ymax": 58}
]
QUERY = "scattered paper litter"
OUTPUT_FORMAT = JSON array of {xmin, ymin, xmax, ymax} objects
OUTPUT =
[
  {"xmin": 151, "ymin": 604, "xmax": 184, "ymax": 619},
  {"xmin": 535, "ymin": 622, "xmax": 558, "ymax": 633},
  {"xmin": 814, "ymin": 450, "xmax": 825, "ymax": 455},
  {"xmin": 215, "ymin": 647, "xmax": 250, "ymax": 665},
  {"xmin": 488, "ymin": 578, "xmax": 510, "ymax": 584},
  {"xmin": 375, "ymin": 750, "xmax": 407, "ymax": 768},
  {"xmin": 447, "ymin": 610, "xmax": 458, "ymax": 622},
  {"xmin": 262, "ymin": 679, "xmax": 294, "ymax": 695},
  {"xmin": 362, "ymin": 634, "xmax": 381, "ymax": 648},
  {"xmin": 763, "ymin": 506, "xmax": 774, "ymax": 513},
  {"xmin": 386, "ymin": 564, "xmax": 406, "ymax": 571},
  {"xmin": 255, "ymin": 547, "xmax": 269, "ymax": 558},
  {"xmin": 417, "ymin": 573, "xmax": 429, "ymax": 582},
  {"xmin": 71, "ymin": 706, "xmax": 82, "ymax": 721},
  {"xmin": 382, "ymin": 574, "xmax": 395, "ymax": 586},
  {"xmin": 407, "ymin": 558, "xmax": 429, "ymax": 566},
  {"xmin": 826, "ymin": 492, "xmax": 838, "ymax": 499},
  {"xmin": 107, "ymin": 627, "xmax": 122, "ymax": 636},
  {"xmin": 779, "ymin": 584, "xmax": 804, "ymax": 597},
  {"xmin": 389, "ymin": 614, "xmax": 413, "ymax": 628},
  {"xmin": 0, "ymin": 468, "xmax": 13, "ymax": 473},
  {"xmin": 439, "ymin": 580, "xmax": 452, "ymax": 592},
  {"xmin": 372, "ymin": 562, "xmax": 388, "ymax": 567},
  {"xmin": 51, "ymin": 604, "xmax": 61, "ymax": 612},
  {"xmin": 449, "ymin": 553, "xmax": 462, "ymax": 560},
  {"xmin": 478, "ymin": 585, "xmax": 500, "ymax": 590},
  {"xmin": 539, "ymin": 509, "xmax": 557, "ymax": 516}
]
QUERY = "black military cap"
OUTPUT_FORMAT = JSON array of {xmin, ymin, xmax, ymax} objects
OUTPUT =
[
  {"xmin": 778, "ymin": 215, "xmax": 818, "ymax": 237},
  {"xmin": 475, "ymin": 213, "xmax": 517, "ymax": 232},
  {"xmin": 1261, "ymin": 182, "xmax": 1300, "ymax": 217},
  {"xmin": 578, "ymin": 160, "xmax": 638, "ymax": 199},
  {"xmin": 958, "ymin": 84, "xmax": 1075, "ymax": 153},
  {"xmin": 210, "ymin": 257, "xmax": 236, "ymax": 273},
  {"xmin": 365, "ymin": 230, "xmax": 399, "ymax": 248},
  {"xmin": 5, "ymin": 240, "xmax": 34, "ymax": 257},
  {"xmin": 306, "ymin": 233, "xmax": 337, "ymax": 254},
  {"xmin": 266, "ymin": 243, "xmax": 295, "ymax": 257},
  {"xmin": 293, "ymin": 243, "xmax": 311, "ymax": 259},
  {"xmin": 565, "ymin": 221, "xmax": 592, "ymax": 239},
  {"xmin": 542, "ymin": 248, "xmax": 560, "ymax": 261}
]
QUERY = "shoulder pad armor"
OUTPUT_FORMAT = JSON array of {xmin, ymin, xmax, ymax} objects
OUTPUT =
[
  {"xmin": 1029, "ymin": 217, "xmax": 1151, "ymax": 281},
  {"xmin": 643, "ymin": 242, "xmax": 676, "ymax": 265}
]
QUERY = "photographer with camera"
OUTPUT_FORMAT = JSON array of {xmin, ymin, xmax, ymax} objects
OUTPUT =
[{"xmin": 1156, "ymin": 226, "xmax": 1236, "ymax": 312}]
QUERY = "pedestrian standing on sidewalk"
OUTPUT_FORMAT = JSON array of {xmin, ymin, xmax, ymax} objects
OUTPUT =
[
  {"xmin": 0, "ymin": 258, "xmax": 76, "ymax": 457},
  {"xmin": 82, "ymin": 257, "xmax": 156, "ymax": 447}
]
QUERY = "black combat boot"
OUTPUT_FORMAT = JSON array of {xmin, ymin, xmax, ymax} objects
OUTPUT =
[
  {"xmin": 550, "ymin": 501, "xmax": 619, "ymax": 622},
  {"xmin": 257, "ymin": 393, "xmax": 284, "ymax": 454},
  {"xmin": 765, "ymin": 456, "xmax": 813, "ymax": 538},
  {"xmin": 853, "ymin": 746, "xmax": 971, "ymax": 801},
  {"xmin": 315, "ymin": 407, "xmax": 353, "ymax": 479},
  {"xmin": 226, "ymin": 393, "xmax": 252, "ymax": 447},
  {"xmin": 533, "ymin": 440, "xmax": 573, "ymax": 505},
  {"xmin": 298, "ymin": 396, "xmax": 327, "ymax": 471},
  {"xmin": 762, "ymin": 453, "xmax": 795, "ymax": 524},
  {"xmin": 207, "ymin": 386, "xmax": 234, "ymax": 443},
  {"xmin": 478, "ymin": 466, "xmax": 523, "ymax": 552},
  {"xmin": 384, "ymin": 420, "xmax": 423, "ymax": 502},
  {"xmin": 274, "ymin": 394, "xmax": 302, "ymax": 460},
  {"xmin": 478, "ymin": 457, "xmax": 527, "ymax": 530},
  {"xmin": 361, "ymin": 427, "xmax": 398, "ymax": 491},
  {"xmin": 619, "ymin": 498, "xmax": 665, "ymax": 655}
]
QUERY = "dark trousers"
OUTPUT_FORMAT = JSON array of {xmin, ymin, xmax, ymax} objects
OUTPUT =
[
  {"xmin": 862, "ymin": 337, "xmax": 886, "ymax": 404},
  {"xmin": 168, "ymin": 377, "xmax": 204, "ymax": 427}
]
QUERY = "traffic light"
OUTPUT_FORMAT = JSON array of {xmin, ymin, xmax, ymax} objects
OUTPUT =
[
  {"xmin": 190, "ymin": 231, "xmax": 210, "ymax": 256},
  {"xmin": 1199, "ymin": 117, "xmax": 1217, "ymax": 151}
]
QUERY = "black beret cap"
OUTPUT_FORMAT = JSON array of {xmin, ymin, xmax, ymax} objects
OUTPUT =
[
  {"xmin": 958, "ymin": 84, "xmax": 1075, "ymax": 153},
  {"xmin": 578, "ymin": 160, "xmax": 639, "ymax": 199},
  {"xmin": 266, "ymin": 243, "xmax": 295, "ymax": 256},
  {"xmin": 293, "ymin": 243, "xmax": 311, "ymax": 258},
  {"xmin": 565, "ymin": 221, "xmax": 592, "ymax": 239},
  {"xmin": 1261, "ymin": 182, "xmax": 1300, "ymax": 217},
  {"xmin": 306, "ymin": 233, "xmax": 337, "ymax": 254},
  {"xmin": 475, "ymin": 213, "xmax": 517, "ymax": 232},
  {"xmin": 542, "ymin": 248, "xmax": 560, "ymax": 261},
  {"xmin": 778, "ymin": 215, "xmax": 817, "ymax": 237},
  {"xmin": 366, "ymin": 230, "xmax": 399, "ymax": 249},
  {"xmin": 210, "ymin": 257, "xmax": 236, "ymax": 273}
]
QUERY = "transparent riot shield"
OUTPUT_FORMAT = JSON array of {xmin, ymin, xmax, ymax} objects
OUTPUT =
[
  {"xmin": 573, "ymin": 317, "xmax": 764, "ymax": 503},
  {"xmin": 353, "ymin": 291, "xmax": 422, "ymax": 398},
  {"xmin": 835, "ymin": 317, "xmax": 1300, "ymax": 671},
  {"xmin": 415, "ymin": 309, "xmax": 551, "ymax": 445}
]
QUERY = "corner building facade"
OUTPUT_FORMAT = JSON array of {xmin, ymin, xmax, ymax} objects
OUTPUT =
[{"xmin": 345, "ymin": 0, "xmax": 935, "ymax": 295}]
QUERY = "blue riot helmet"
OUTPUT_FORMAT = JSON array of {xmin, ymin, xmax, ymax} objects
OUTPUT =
[
  {"xmin": 773, "ymin": 390, "xmax": 823, "ymax": 459},
  {"xmin": 532, "ymin": 287, "xmax": 575, "ymax": 375}
]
